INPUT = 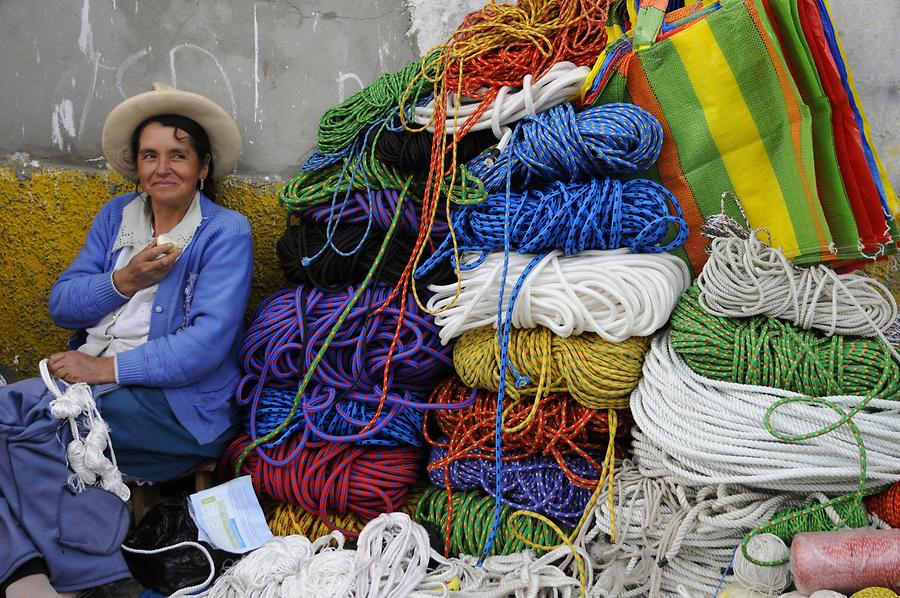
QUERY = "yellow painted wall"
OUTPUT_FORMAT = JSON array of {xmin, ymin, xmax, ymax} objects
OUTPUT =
[{"xmin": 0, "ymin": 163, "xmax": 286, "ymax": 378}]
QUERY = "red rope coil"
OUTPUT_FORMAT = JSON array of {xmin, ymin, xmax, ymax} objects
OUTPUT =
[{"xmin": 866, "ymin": 481, "xmax": 900, "ymax": 528}]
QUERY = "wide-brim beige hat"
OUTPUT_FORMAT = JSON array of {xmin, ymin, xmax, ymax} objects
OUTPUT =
[{"xmin": 102, "ymin": 82, "xmax": 241, "ymax": 182}]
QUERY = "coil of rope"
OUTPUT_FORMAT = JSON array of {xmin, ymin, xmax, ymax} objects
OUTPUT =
[
  {"xmin": 428, "ymin": 444, "xmax": 604, "ymax": 527},
  {"xmin": 375, "ymin": 126, "xmax": 497, "ymax": 174},
  {"xmin": 766, "ymin": 491, "xmax": 881, "ymax": 545},
  {"xmin": 276, "ymin": 219, "xmax": 454, "ymax": 289},
  {"xmin": 466, "ymin": 102, "xmax": 663, "ymax": 191},
  {"xmin": 314, "ymin": 50, "xmax": 441, "ymax": 157},
  {"xmin": 414, "ymin": 486, "xmax": 567, "ymax": 557},
  {"xmin": 242, "ymin": 385, "xmax": 426, "ymax": 450},
  {"xmin": 427, "ymin": 249, "xmax": 691, "ymax": 343},
  {"xmin": 453, "ymin": 325, "xmax": 648, "ymax": 410},
  {"xmin": 223, "ymin": 434, "xmax": 420, "ymax": 536},
  {"xmin": 630, "ymin": 332, "xmax": 900, "ymax": 494},
  {"xmin": 415, "ymin": 178, "xmax": 688, "ymax": 278},
  {"xmin": 697, "ymin": 231, "xmax": 898, "ymax": 337},
  {"xmin": 411, "ymin": 61, "xmax": 591, "ymax": 136},
  {"xmin": 267, "ymin": 486, "xmax": 425, "ymax": 541},
  {"xmin": 425, "ymin": 375, "xmax": 628, "ymax": 485},
  {"xmin": 670, "ymin": 285, "xmax": 900, "ymax": 400},
  {"xmin": 866, "ymin": 481, "xmax": 900, "ymax": 528},
  {"xmin": 580, "ymin": 461, "xmax": 795, "ymax": 598},
  {"xmin": 238, "ymin": 284, "xmax": 452, "ymax": 397},
  {"xmin": 299, "ymin": 189, "xmax": 449, "ymax": 237}
]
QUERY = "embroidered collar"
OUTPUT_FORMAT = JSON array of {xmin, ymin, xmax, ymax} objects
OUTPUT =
[{"xmin": 112, "ymin": 192, "xmax": 203, "ymax": 253}]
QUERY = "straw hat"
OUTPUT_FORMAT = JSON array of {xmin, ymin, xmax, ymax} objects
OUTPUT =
[{"xmin": 101, "ymin": 82, "xmax": 241, "ymax": 182}]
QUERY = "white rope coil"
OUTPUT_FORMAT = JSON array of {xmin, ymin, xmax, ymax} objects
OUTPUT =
[
  {"xmin": 697, "ymin": 232, "xmax": 897, "ymax": 337},
  {"xmin": 630, "ymin": 333, "xmax": 900, "ymax": 494},
  {"xmin": 578, "ymin": 461, "xmax": 795, "ymax": 598},
  {"xmin": 39, "ymin": 359, "xmax": 130, "ymax": 501},
  {"xmin": 413, "ymin": 61, "xmax": 590, "ymax": 141},
  {"xmin": 426, "ymin": 249, "xmax": 690, "ymax": 344}
]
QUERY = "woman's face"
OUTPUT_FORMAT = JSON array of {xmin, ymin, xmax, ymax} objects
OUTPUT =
[{"xmin": 136, "ymin": 121, "xmax": 209, "ymax": 209}]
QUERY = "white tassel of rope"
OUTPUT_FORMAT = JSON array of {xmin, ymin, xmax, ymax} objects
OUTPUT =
[
  {"xmin": 409, "ymin": 544, "xmax": 588, "ymax": 597},
  {"xmin": 39, "ymin": 359, "xmax": 130, "ymax": 501},
  {"xmin": 426, "ymin": 249, "xmax": 691, "ymax": 344},
  {"xmin": 576, "ymin": 461, "xmax": 796, "ymax": 598},
  {"xmin": 355, "ymin": 512, "xmax": 431, "ymax": 598},
  {"xmin": 697, "ymin": 231, "xmax": 898, "ymax": 337},
  {"xmin": 413, "ymin": 61, "xmax": 590, "ymax": 137},
  {"xmin": 629, "ymin": 333, "xmax": 900, "ymax": 494}
]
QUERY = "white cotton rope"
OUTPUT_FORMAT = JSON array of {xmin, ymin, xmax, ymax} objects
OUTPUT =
[
  {"xmin": 413, "ymin": 61, "xmax": 590, "ymax": 140},
  {"xmin": 731, "ymin": 533, "xmax": 791, "ymax": 596},
  {"xmin": 39, "ymin": 359, "xmax": 130, "ymax": 501},
  {"xmin": 697, "ymin": 232, "xmax": 898, "ymax": 337},
  {"xmin": 629, "ymin": 333, "xmax": 900, "ymax": 494},
  {"xmin": 409, "ymin": 544, "xmax": 588, "ymax": 598},
  {"xmin": 577, "ymin": 461, "xmax": 797, "ymax": 598},
  {"xmin": 426, "ymin": 249, "xmax": 690, "ymax": 344}
]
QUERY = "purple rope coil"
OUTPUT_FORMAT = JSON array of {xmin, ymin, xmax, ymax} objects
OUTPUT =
[
  {"xmin": 238, "ymin": 284, "xmax": 453, "ymax": 399},
  {"xmin": 428, "ymin": 443, "xmax": 604, "ymax": 527},
  {"xmin": 300, "ymin": 189, "xmax": 449, "ymax": 237}
]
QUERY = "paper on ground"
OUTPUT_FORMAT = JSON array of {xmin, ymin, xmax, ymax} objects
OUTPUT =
[{"xmin": 188, "ymin": 475, "xmax": 273, "ymax": 553}]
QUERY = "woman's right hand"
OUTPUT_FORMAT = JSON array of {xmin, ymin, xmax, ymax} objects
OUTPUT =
[{"xmin": 112, "ymin": 240, "xmax": 182, "ymax": 297}]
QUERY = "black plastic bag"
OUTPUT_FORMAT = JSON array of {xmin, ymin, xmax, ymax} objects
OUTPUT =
[{"xmin": 123, "ymin": 495, "xmax": 241, "ymax": 595}]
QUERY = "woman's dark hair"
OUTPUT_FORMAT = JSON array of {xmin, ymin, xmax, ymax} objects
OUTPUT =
[{"xmin": 130, "ymin": 114, "xmax": 217, "ymax": 200}]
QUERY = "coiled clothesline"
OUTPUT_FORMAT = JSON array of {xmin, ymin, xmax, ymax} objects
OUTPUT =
[
  {"xmin": 375, "ymin": 126, "xmax": 497, "ymax": 174},
  {"xmin": 427, "ymin": 249, "xmax": 690, "ymax": 343},
  {"xmin": 428, "ymin": 444, "xmax": 603, "ymax": 526},
  {"xmin": 466, "ymin": 102, "xmax": 663, "ymax": 191},
  {"xmin": 580, "ymin": 461, "xmax": 795, "ymax": 598},
  {"xmin": 453, "ymin": 325, "xmax": 649, "ymax": 410},
  {"xmin": 670, "ymin": 285, "xmax": 900, "ymax": 400},
  {"xmin": 697, "ymin": 231, "xmax": 897, "ymax": 337},
  {"xmin": 224, "ymin": 434, "xmax": 420, "ymax": 535},
  {"xmin": 300, "ymin": 189, "xmax": 449, "ymax": 237},
  {"xmin": 415, "ymin": 178, "xmax": 687, "ymax": 278},
  {"xmin": 412, "ymin": 61, "xmax": 591, "ymax": 137},
  {"xmin": 630, "ymin": 333, "xmax": 900, "ymax": 494}
]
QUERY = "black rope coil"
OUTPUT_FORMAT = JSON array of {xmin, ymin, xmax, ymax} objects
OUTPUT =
[{"xmin": 375, "ymin": 128, "xmax": 497, "ymax": 174}]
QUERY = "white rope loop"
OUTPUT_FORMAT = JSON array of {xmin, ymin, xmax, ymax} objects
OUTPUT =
[
  {"xmin": 697, "ymin": 232, "xmax": 898, "ymax": 337},
  {"xmin": 629, "ymin": 334, "xmax": 900, "ymax": 494},
  {"xmin": 414, "ymin": 62, "xmax": 590, "ymax": 136},
  {"xmin": 38, "ymin": 359, "xmax": 130, "ymax": 501},
  {"xmin": 426, "ymin": 250, "xmax": 691, "ymax": 344}
]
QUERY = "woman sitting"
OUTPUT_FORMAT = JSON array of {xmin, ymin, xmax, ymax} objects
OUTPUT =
[{"xmin": 0, "ymin": 83, "xmax": 253, "ymax": 598}]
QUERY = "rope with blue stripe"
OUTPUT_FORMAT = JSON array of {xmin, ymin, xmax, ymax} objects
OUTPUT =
[
  {"xmin": 414, "ymin": 177, "xmax": 688, "ymax": 278},
  {"xmin": 466, "ymin": 102, "xmax": 662, "ymax": 192}
]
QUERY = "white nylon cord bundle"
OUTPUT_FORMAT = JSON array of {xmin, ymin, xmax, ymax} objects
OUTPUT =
[
  {"xmin": 409, "ymin": 544, "xmax": 588, "ymax": 598},
  {"xmin": 577, "ymin": 461, "xmax": 795, "ymax": 598},
  {"xmin": 195, "ymin": 513, "xmax": 431, "ymax": 598},
  {"xmin": 413, "ymin": 61, "xmax": 590, "ymax": 144},
  {"xmin": 39, "ymin": 358, "xmax": 130, "ymax": 501},
  {"xmin": 697, "ymin": 232, "xmax": 898, "ymax": 337},
  {"xmin": 630, "ymin": 333, "xmax": 900, "ymax": 494},
  {"xmin": 426, "ymin": 249, "xmax": 690, "ymax": 344}
]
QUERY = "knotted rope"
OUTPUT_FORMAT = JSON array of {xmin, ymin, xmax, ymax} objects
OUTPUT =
[{"xmin": 39, "ymin": 359, "xmax": 129, "ymax": 501}]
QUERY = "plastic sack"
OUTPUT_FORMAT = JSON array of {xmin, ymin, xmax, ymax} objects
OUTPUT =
[
  {"xmin": 791, "ymin": 529, "xmax": 900, "ymax": 595},
  {"xmin": 123, "ymin": 496, "xmax": 241, "ymax": 596}
]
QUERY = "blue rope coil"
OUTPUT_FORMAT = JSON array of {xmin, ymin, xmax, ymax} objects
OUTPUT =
[
  {"xmin": 245, "ymin": 385, "xmax": 426, "ymax": 449},
  {"xmin": 415, "ymin": 177, "xmax": 688, "ymax": 277},
  {"xmin": 428, "ymin": 444, "xmax": 604, "ymax": 527},
  {"xmin": 467, "ymin": 102, "xmax": 663, "ymax": 192}
]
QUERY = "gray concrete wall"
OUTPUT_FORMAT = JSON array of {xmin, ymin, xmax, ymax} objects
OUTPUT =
[{"xmin": 0, "ymin": 0, "xmax": 897, "ymax": 185}]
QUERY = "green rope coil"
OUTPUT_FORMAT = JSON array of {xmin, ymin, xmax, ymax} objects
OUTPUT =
[
  {"xmin": 278, "ymin": 150, "xmax": 486, "ymax": 213},
  {"xmin": 766, "ymin": 495, "xmax": 871, "ymax": 545},
  {"xmin": 316, "ymin": 50, "xmax": 442, "ymax": 155},
  {"xmin": 670, "ymin": 285, "xmax": 900, "ymax": 400},
  {"xmin": 415, "ymin": 486, "xmax": 567, "ymax": 557}
]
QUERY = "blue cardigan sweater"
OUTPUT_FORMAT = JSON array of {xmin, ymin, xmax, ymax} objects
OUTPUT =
[{"xmin": 49, "ymin": 192, "xmax": 253, "ymax": 445}]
